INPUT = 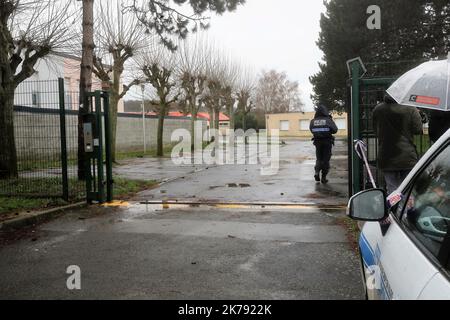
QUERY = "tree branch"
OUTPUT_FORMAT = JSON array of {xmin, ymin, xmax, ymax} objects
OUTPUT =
[{"xmin": 119, "ymin": 79, "xmax": 140, "ymax": 100}]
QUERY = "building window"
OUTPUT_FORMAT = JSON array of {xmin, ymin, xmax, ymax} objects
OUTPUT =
[
  {"xmin": 299, "ymin": 119, "xmax": 310, "ymax": 131},
  {"xmin": 335, "ymin": 118, "xmax": 347, "ymax": 130},
  {"xmin": 280, "ymin": 120, "xmax": 290, "ymax": 131},
  {"xmin": 64, "ymin": 78, "xmax": 72, "ymax": 110},
  {"xmin": 32, "ymin": 91, "xmax": 40, "ymax": 107}
]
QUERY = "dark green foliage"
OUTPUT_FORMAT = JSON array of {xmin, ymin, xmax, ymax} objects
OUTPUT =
[
  {"xmin": 311, "ymin": 0, "xmax": 450, "ymax": 112},
  {"xmin": 235, "ymin": 112, "xmax": 265, "ymax": 131},
  {"xmin": 129, "ymin": 0, "xmax": 246, "ymax": 50}
]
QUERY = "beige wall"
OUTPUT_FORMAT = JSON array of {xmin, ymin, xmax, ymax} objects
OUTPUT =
[
  {"xmin": 13, "ymin": 107, "xmax": 207, "ymax": 158},
  {"xmin": 266, "ymin": 112, "xmax": 348, "ymax": 138},
  {"xmin": 219, "ymin": 121, "xmax": 231, "ymax": 135}
]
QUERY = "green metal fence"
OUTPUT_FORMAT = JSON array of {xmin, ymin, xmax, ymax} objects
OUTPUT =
[
  {"xmin": 347, "ymin": 58, "xmax": 431, "ymax": 196},
  {"xmin": 0, "ymin": 78, "xmax": 112, "ymax": 203}
]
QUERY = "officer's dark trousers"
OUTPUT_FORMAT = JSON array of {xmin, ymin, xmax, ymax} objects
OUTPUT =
[{"xmin": 314, "ymin": 140, "xmax": 333, "ymax": 175}]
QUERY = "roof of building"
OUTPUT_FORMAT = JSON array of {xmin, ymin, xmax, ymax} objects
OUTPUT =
[
  {"xmin": 196, "ymin": 112, "xmax": 230, "ymax": 121},
  {"xmin": 122, "ymin": 111, "xmax": 230, "ymax": 121}
]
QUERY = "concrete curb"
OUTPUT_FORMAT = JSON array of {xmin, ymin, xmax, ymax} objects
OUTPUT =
[{"xmin": 0, "ymin": 202, "xmax": 87, "ymax": 231}]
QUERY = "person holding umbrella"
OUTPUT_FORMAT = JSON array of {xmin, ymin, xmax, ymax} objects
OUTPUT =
[
  {"xmin": 377, "ymin": 53, "xmax": 450, "ymax": 193},
  {"xmin": 387, "ymin": 53, "xmax": 450, "ymax": 142},
  {"xmin": 373, "ymin": 94, "xmax": 423, "ymax": 194}
]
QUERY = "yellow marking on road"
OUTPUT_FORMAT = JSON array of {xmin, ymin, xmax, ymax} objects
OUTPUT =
[
  {"xmin": 213, "ymin": 204, "xmax": 346, "ymax": 210},
  {"xmin": 215, "ymin": 204, "xmax": 247, "ymax": 209},
  {"xmin": 102, "ymin": 201, "xmax": 130, "ymax": 207},
  {"xmin": 140, "ymin": 201, "xmax": 348, "ymax": 211}
]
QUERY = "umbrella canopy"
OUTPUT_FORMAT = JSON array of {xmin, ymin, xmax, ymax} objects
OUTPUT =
[{"xmin": 386, "ymin": 54, "xmax": 450, "ymax": 111}]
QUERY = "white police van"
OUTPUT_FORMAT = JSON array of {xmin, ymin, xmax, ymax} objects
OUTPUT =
[{"xmin": 348, "ymin": 129, "xmax": 450, "ymax": 300}]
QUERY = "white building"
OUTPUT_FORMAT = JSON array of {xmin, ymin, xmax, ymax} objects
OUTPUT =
[{"xmin": 14, "ymin": 53, "xmax": 124, "ymax": 112}]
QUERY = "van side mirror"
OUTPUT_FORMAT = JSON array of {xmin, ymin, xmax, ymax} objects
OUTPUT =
[{"xmin": 347, "ymin": 189, "xmax": 388, "ymax": 222}]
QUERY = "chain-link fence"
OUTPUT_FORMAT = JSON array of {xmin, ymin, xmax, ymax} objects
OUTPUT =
[{"xmin": 0, "ymin": 79, "xmax": 85, "ymax": 201}]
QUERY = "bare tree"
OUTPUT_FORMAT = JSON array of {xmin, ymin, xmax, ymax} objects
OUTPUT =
[
  {"xmin": 0, "ymin": 0, "xmax": 76, "ymax": 179},
  {"xmin": 255, "ymin": 70, "xmax": 304, "ymax": 114},
  {"xmin": 201, "ymin": 48, "xmax": 237, "ymax": 133},
  {"xmin": 92, "ymin": 0, "xmax": 148, "ymax": 162},
  {"xmin": 236, "ymin": 66, "xmax": 256, "ymax": 131},
  {"xmin": 139, "ymin": 46, "xmax": 178, "ymax": 157},
  {"xmin": 220, "ymin": 59, "xmax": 239, "ymax": 130},
  {"xmin": 176, "ymin": 36, "xmax": 210, "ymax": 149}
]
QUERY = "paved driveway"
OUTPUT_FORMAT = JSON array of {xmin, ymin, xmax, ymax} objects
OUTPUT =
[{"xmin": 0, "ymin": 139, "xmax": 364, "ymax": 299}]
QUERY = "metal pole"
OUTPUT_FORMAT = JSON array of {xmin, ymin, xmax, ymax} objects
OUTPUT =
[
  {"xmin": 102, "ymin": 91, "xmax": 113, "ymax": 202},
  {"xmin": 350, "ymin": 61, "xmax": 361, "ymax": 195},
  {"xmin": 141, "ymin": 84, "xmax": 146, "ymax": 155},
  {"xmin": 58, "ymin": 78, "xmax": 69, "ymax": 201},
  {"xmin": 346, "ymin": 84, "xmax": 353, "ymax": 198},
  {"xmin": 95, "ymin": 91, "xmax": 105, "ymax": 203}
]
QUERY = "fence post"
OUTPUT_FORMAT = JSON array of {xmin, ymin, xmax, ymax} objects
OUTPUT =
[
  {"xmin": 58, "ymin": 78, "xmax": 69, "ymax": 201},
  {"xmin": 102, "ymin": 91, "xmax": 113, "ymax": 202},
  {"xmin": 347, "ymin": 59, "xmax": 364, "ymax": 196},
  {"xmin": 94, "ymin": 91, "xmax": 105, "ymax": 203},
  {"xmin": 346, "ymin": 84, "xmax": 353, "ymax": 198}
]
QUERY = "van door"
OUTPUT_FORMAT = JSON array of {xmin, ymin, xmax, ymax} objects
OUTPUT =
[
  {"xmin": 361, "ymin": 220, "xmax": 439, "ymax": 300},
  {"xmin": 362, "ymin": 141, "xmax": 450, "ymax": 300},
  {"xmin": 418, "ymin": 273, "xmax": 450, "ymax": 299}
]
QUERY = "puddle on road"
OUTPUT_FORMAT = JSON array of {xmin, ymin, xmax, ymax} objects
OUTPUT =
[
  {"xmin": 131, "ymin": 201, "xmax": 347, "ymax": 212},
  {"xmin": 104, "ymin": 200, "xmax": 349, "ymax": 224},
  {"xmin": 209, "ymin": 183, "xmax": 252, "ymax": 189},
  {"xmin": 306, "ymin": 190, "xmax": 342, "ymax": 199}
]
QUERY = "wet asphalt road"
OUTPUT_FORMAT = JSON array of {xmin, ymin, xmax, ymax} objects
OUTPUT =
[
  {"xmin": 0, "ymin": 139, "xmax": 364, "ymax": 299},
  {"xmin": 132, "ymin": 139, "xmax": 350, "ymax": 205}
]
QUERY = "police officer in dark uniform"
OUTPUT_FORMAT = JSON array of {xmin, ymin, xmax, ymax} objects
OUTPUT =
[{"xmin": 310, "ymin": 104, "xmax": 338, "ymax": 184}]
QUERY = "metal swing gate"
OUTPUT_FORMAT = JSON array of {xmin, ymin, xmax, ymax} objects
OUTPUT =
[
  {"xmin": 347, "ymin": 58, "xmax": 430, "ymax": 197},
  {"xmin": 1, "ymin": 79, "xmax": 113, "ymax": 203},
  {"xmin": 82, "ymin": 91, "xmax": 113, "ymax": 204}
]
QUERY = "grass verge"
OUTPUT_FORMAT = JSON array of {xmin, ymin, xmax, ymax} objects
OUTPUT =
[
  {"xmin": 116, "ymin": 143, "xmax": 178, "ymax": 160},
  {"xmin": 113, "ymin": 178, "xmax": 159, "ymax": 200},
  {"xmin": 337, "ymin": 216, "xmax": 361, "ymax": 254},
  {"xmin": 0, "ymin": 178, "xmax": 158, "ymax": 221}
]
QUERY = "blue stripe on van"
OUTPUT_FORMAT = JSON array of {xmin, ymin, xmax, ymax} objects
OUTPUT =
[
  {"xmin": 359, "ymin": 234, "xmax": 391, "ymax": 300},
  {"xmin": 359, "ymin": 234, "xmax": 375, "ymax": 267}
]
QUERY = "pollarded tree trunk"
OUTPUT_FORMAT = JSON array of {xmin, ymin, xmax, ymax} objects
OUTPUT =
[
  {"xmin": 0, "ymin": 89, "xmax": 18, "ymax": 179},
  {"xmin": 156, "ymin": 106, "xmax": 166, "ymax": 157},
  {"xmin": 78, "ymin": 0, "xmax": 95, "ymax": 180},
  {"xmin": 0, "ymin": 7, "xmax": 18, "ymax": 179},
  {"xmin": 214, "ymin": 108, "xmax": 220, "ymax": 131},
  {"xmin": 109, "ymin": 88, "xmax": 119, "ymax": 163},
  {"xmin": 206, "ymin": 108, "xmax": 215, "ymax": 142},
  {"xmin": 228, "ymin": 104, "xmax": 235, "ymax": 130},
  {"xmin": 190, "ymin": 107, "xmax": 198, "ymax": 151},
  {"xmin": 109, "ymin": 63, "xmax": 123, "ymax": 163}
]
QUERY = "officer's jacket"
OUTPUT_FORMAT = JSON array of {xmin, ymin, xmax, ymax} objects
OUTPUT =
[{"xmin": 309, "ymin": 105, "xmax": 338, "ymax": 141}]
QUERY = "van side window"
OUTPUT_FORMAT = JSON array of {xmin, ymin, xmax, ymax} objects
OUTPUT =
[{"xmin": 401, "ymin": 144, "xmax": 450, "ymax": 263}]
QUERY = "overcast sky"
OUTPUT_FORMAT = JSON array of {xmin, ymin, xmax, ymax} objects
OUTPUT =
[
  {"xmin": 126, "ymin": 0, "xmax": 326, "ymax": 111},
  {"xmin": 207, "ymin": 0, "xmax": 326, "ymax": 111}
]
